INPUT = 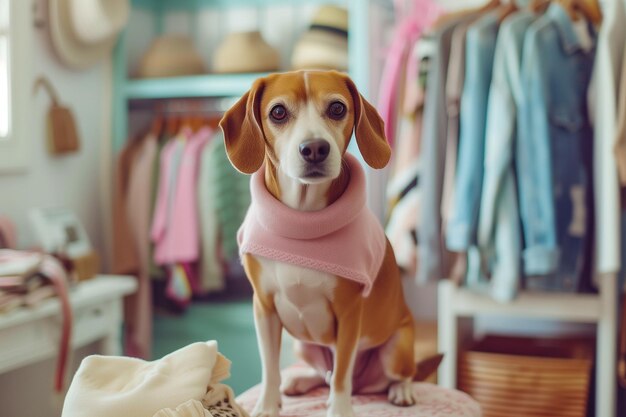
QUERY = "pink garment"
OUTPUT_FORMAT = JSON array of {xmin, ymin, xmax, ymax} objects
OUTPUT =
[
  {"xmin": 151, "ymin": 127, "xmax": 212, "ymax": 265},
  {"xmin": 125, "ymin": 134, "xmax": 157, "ymax": 359},
  {"xmin": 238, "ymin": 153, "xmax": 385, "ymax": 296},
  {"xmin": 377, "ymin": 0, "xmax": 443, "ymax": 147}
]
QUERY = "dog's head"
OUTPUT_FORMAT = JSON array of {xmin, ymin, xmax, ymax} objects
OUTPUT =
[{"xmin": 219, "ymin": 70, "xmax": 390, "ymax": 183}]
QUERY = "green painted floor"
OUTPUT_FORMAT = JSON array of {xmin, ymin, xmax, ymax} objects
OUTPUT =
[{"xmin": 152, "ymin": 301, "xmax": 295, "ymax": 395}]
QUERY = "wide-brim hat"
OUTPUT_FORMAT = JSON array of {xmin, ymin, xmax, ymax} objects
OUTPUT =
[
  {"xmin": 49, "ymin": 0, "xmax": 129, "ymax": 70},
  {"xmin": 138, "ymin": 35, "xmax": 207, "ymax": 78},
  {"xmin": 291, "ymin": 5, "xmax": 349, "ymax": 71},
  {"xmin": 213, "ymin": 31, "xmax": 280, "ymax": 74}
]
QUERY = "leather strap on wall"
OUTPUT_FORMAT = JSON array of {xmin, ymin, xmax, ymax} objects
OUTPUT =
[{"xmin": 617, "ymin": 294, "xmax": 626, "ymax": 388}]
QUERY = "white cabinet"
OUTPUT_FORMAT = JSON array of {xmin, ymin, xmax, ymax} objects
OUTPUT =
[{"xmin": 0, "ymin": 275, "xmax": 137, "ymax": 374}]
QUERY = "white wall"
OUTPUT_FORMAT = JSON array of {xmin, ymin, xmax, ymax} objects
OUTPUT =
[{"xmin": 0, "ymin": 0, "xmax": 110, "ymax": 258}]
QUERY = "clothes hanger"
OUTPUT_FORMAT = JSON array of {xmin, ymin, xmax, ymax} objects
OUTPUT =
[
  {"xmin": 528, "ymin": 0, "xmax": 551, "ymax": 14},
  {"xmin": 150, "ymin": 103, "xmax": 165, "ymax": 138},
  {"xmin": 432, "ymin": 0, "xmax": 502, "ymax": 30},
  {"xmin": 556, "ymin": 0, "xmax": 602, "ymax": 25},
  {"xmin": 479, "ymin": 0, "xmax": 503, "ymax": 13},
  {"xmin": 498, "ymin": 0, "xmax": 519, "ymax": 23},
  {"xmin": 576, "ymin": 0, "xmax": 602, "ymax": 25},
  {"xmin": 166, "ymin": 114, "xmax": 180, "ymax": 137}
]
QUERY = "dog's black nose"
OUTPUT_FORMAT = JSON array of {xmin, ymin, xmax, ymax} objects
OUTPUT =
[{"xmin": 299, "ymin": 140, "xmax": 330, "ymax": 163}]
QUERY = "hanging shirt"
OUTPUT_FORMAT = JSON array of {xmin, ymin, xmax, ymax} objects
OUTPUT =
[
  {"xmin": 517, "ymin": 3, "xmax": 596, "ymax": 291},
  {"xmin": 152, "ymin": 127, "xmax": 212, "ymax": 265},
  {"xmin": 446, "ymin": 11, "xmax": 500, "ymax": 252},
  {"xmin": 377, "ymin": 0, "xmax": 443, "ymax": 147},
  {"xmin": 441, "ymin": 20, "xmax": 473, "ymax": 228},
  {"xmin": 125, "ymin": 133, "xmax": 158, "ymax": 359},
  {"xmin": 417, "ymin": 11, "xmax": 479, "ymax": 283},
  {"xmin": 477, "ymin": 12, "xmax": 535, "ymax": 302},
  {"xmin": 197, "ymin": 136, "xmax": 225, "ymax": 294}
]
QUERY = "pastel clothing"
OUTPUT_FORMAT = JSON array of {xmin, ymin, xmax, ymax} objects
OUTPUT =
[
  {"xmin": 477, "ymin": 12, "xmax": 535, "ymax": 302},
  {"xmin": 209, "ymin": 132, "xmax": 251, "ymax": 260},
  {"xmin": 377, "ymin": 0, "xmax": 442, "ymax": 147},
  {"xmin": 112, "ymin": 138, "xmax": 142, "ymax": 274},
  {"xmin": 238, "ymin": 153, "xmax": 385, "ymax": 296},
  {"xmin": 446, "ymin": 12, "xmax": 500, "ymax": 252},
  {"xmin": 152, "ymin": 128, "xmax": 212, "ymax": 265},
  {"xmin": 151, "ymin": 137, "xmax": 184, "ymax": 263},
  {"xmin": 125, "ymin": 133, "xmax": 158, "ymax": 358},
  {"xmin": 441, "ymin": 20, "xmax": 474, "ymax": 227},
  {"xmin": 417, "ymin": 12, "xmax": 478, "ymax": 283},
  {"xmin": 197, "ymin": 136, "xmax": 226, "ymax": 293}
]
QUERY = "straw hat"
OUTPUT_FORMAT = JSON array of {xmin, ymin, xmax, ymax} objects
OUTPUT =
[
  {"xmin": 213, "ymin": 31, "xmax": 280, "ymax": 74},
  {"xmin": 291, "ymin": 5, "xmax": 349, "ymax": 71},
  {"xmin": 138, "ymin": 35, "xmax": 207, "ymax": 78},
  {"xmin": 49, "ymin": 0, "xmax": 129, "ymax": 70}
]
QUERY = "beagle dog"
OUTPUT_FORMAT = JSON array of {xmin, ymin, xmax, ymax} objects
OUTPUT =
[{"xmin": 220, "ymin": 71, "xmax": 432, "ymax": 417}]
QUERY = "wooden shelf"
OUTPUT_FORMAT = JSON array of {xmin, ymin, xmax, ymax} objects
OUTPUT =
[
  {"xmin": 125, "ymin": 73, "xmax": 270, "ymax": 100},
  {"xmin": 132, "ymin": 0, "xmax": 346, "ymax": 11},
  {"xmin": 448, "ymin": 284, "xmax": 602, "ymax": 323}
]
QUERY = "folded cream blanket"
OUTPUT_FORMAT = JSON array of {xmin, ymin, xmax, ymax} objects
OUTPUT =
[{"xmin": 61, "ymin": 341, "xmax": 248, "ymax": 417}]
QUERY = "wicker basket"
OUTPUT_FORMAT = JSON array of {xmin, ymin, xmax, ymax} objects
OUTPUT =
[{"xmin": 458, "ymin": 335, "xmax": 594, "ymax": 417}]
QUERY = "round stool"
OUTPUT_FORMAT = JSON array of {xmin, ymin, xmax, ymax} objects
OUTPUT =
[{"xmin": 237, "ymin": 382, "xmax": 481, "ymax": 417}]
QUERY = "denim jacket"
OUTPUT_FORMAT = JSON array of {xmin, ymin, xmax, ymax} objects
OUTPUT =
[
  {"xmin": 477, "ymin": 12, "xmax": 535, "ymax": 301},
  {"xmin": 517, "ymin": 3, "xmax": 595, "ymax": 290},
  {"xmin": 446, "ymin": 12, "xmax": 499, "ymax": 251}
]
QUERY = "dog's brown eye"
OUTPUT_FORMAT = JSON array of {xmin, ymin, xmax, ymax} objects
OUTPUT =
[
  {"xmin": 328, "ymin": 101, "xmax": 346, "ymax": 120},
  {"xmin": 270, "ymin": 105, "xmax": 288, "ymax": 122}
]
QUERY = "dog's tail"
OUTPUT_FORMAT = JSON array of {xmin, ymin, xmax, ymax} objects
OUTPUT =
[{"xmin": 413, "ymin": 353, "xmax": 445, "ymax": 381}]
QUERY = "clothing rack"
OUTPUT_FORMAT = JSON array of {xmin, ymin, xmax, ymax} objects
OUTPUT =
[{"xmin": 128, "ymin": 97, "xmax": 238, "ymax": 114}]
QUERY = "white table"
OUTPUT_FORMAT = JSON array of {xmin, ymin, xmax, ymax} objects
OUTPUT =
[{"xmin": 0, "ymin": 275, "xmax": 137, "ymax": 375}]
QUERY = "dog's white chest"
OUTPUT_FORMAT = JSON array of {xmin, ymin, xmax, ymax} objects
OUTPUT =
[{"xmin": 256, "ymin": 257, "xmax": 338, "ymax": 344}]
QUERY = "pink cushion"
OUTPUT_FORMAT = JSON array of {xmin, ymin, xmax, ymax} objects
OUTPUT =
[{"xmin": 237, "ymin": 383, "xmax": 482, "ymax": 417}]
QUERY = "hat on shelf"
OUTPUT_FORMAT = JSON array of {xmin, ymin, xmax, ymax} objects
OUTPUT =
[
  {"xmin": 291, "ymin": 5, "xmax": 349, "ymax": 71},
  {"xmin": 212, "ymin": 31, "xmax": 281, "ymax": 74},
  {"xmin": 49, "ymin": 0, "xmax": 130, "ymax": 70},
  {"xmin": 137, "ymin": 35, "xmax": 207, "ymax": 78}
]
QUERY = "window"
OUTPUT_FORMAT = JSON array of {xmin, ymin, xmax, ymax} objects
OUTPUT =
[
  {"xmin": 0, "ymin": 0, "xmax": 10, "ymax": 140},
  {"xmin": 0, "ymin": 0, "xmax": 29, "ymax": 172}
]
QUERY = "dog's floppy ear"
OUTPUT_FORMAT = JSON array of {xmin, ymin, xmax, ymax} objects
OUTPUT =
[
  {"xmin": 344, "ymin": 76, "xmax": 390, "ymax": 169},
  {"xmin": 219, "ymin": 78, "xmax": 266, "ymax": 174}
]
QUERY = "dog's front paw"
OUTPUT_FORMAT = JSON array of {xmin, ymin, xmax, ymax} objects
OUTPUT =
[
  {"xmin": 251, "ymin": 403, "xmax": 280, "ymax": 417},
  {"xmin": 388, "ymin": 380, "xmax": 417, "ymax": 407},
  {"xmin": 251, "ymin": 392, "xmax": 281, "ymax": 417},
  {"xmin": 326, "ymin": 393, "xmax": 355, "ymax": 417}
]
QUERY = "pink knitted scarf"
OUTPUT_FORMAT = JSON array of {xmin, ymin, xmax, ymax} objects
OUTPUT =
[{"xmin": 238, "ymin": 153, "xmax": 386, "ymax": 296}]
